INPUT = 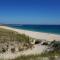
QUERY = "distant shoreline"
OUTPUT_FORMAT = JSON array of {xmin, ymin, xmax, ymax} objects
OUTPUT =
[
  {"xmin": 8, "ymin": 26, "xmax": 60, "ymax": 35},
  {"xmin": 0, "ymin": 24, "xmax": 60, "ymax": 35},
  {"xmin": 0, "ymin": 26, "xmax": 60, "ymax": 41},
  {"xmin": 6, "ymin": 24, "xmax": 60, "ymax": 35}
]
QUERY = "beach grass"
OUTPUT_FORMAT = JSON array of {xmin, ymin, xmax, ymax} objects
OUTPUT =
[
  {"xmin": 10, "ymin": 50, "xmax": 60, "ymax": 60},
  {"xmin": 0, "ymin": 28, "xmax": 31, "ymax": 43},
  {"xmin": 11, "ymin": 54, "xmax": 44, "ymax": 60}
]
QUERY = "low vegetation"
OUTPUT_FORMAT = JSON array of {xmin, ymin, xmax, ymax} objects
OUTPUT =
[
  {"xmin": 0, "ymin": 28, "xmax": 30, "ymax": 42},
  {"xmin": 11, "ymin": 51, "xmax": 60, "ymax": 60},
  {"xmin": 11, "ymin": 40, "xmax": 60, "ymax": 60},
  {"xmin": 0, "ymin": 28, "xmax": 33, "ymax": 53}
]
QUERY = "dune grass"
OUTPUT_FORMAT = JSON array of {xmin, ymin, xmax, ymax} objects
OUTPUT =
[
  {"xmin": 0, "ymin": 28, "xmax": 31, "ymax": 43},
  {"xmin": 11, "ymin": 55, "xmax": 43, "ymax": 60},
  {"xmin": 0, "ymin": 28, "xmax": 33, "ymax": 53},
  {"xmin": 10, "ymin": 50, "xmax": 60, "ymax": 60}
]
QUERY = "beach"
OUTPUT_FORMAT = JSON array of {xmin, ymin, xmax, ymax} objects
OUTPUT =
[
  {"xmin": 0, "ymin": 26, "xmax": 60, "ymax": 41},
  {"xmin": 0, "ymin": 26, "xmax": 60, "ymax": 59}
]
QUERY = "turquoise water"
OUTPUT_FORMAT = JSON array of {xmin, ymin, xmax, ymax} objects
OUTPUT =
[{"xmin": 7, "ymin": 24, "xmax": 60, "ymax": 34}]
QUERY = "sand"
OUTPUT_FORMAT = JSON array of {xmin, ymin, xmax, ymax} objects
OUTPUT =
[
  {"xmin": 0, "ymin": 26, "xmax": 60, "ymax": 59},
  {"xmin": 0, "ymin": 44, "xmax": 47, "ymax": 59}
]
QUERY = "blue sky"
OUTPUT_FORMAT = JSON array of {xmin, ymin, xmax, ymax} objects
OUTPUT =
[{"xmin": 0, "ymin": 0, "xmax": 60, "ymax": 24}]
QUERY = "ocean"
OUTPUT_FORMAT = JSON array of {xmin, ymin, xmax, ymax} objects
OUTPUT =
[{"xmin": 7, "ymin": 24, "xmax": 60, "ymax": 34}]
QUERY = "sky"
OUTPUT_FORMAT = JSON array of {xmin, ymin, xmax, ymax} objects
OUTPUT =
[{"xmin": 0, "ymin": 0, "xmax": 60, "ymax": 24}]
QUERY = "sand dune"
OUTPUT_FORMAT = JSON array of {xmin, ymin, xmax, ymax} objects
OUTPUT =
[{"xmin": 0, "ymin": 26, "xmax": 60, "ymax": 59}]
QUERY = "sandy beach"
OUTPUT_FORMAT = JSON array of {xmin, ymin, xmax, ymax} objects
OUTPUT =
[
  {"xmin": 0, "ymin": 26, "xmax": 60, "ymax": 59},
  {"xmin": 0, "ymin": 26, "xmax": 60, "ymax": 41}
]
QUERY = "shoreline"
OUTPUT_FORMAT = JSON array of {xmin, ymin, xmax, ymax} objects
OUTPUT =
[
  {"xmin": 7, "ymin": 26, "xmax": 60, "ymax": 35},
  {"xmin": 8, "ymin": 25, "xmax": 60, "ymax": 35},
  {"xmin": 0, "ymin": 26, "xmax": 60, "ymax": 41}
]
